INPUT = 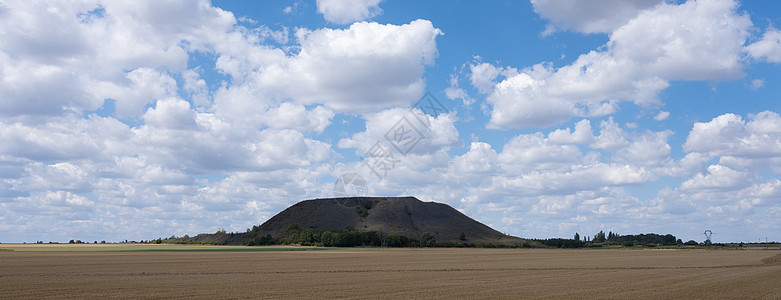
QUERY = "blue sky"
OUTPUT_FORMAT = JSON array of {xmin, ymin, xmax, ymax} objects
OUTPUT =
[{"xmin": 1, "ymin": 0, "xmax": 780, "ymax": 243}]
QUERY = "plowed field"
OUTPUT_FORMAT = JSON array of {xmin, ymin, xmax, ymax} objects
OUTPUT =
[{"xmin": 1, "ymin": 245, "xmax": 780, "ymax": 299}]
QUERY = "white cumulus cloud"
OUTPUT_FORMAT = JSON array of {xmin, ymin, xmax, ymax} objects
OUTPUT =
[
  {"xmin": 684, "ymin": 111, "xmax": 781, "ymax": 158},
  {"xmin": 258, "ymin": 20, "xmax": 442, "ymax": 113},
  {"xmin": 531, "ymin": 0, "xmax": 662, "ymax": 35},
  {"xmin": 745, "ymin": 28, "xmax": 781, "ymax": 63},
  {"xmin": 481, "ymin": 0, "xmax": 753, "ymax": 129},
  {"xmin": 654, "ymin": 111, "xmax": 670, "ymax": 121},
  {"xmin": 316, "ymin": 0, "xmax": 384, "ymax": 24}
]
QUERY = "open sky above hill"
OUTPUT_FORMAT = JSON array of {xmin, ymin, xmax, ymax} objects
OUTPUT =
[{"xmin": 1, "ymin": 0, "xmax": 780, "ymax": 243}]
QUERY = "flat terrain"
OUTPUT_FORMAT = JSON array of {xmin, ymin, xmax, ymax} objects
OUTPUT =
[{"xmin": 1, "ymin": 245, "xmax": 780, "ymax": 299}]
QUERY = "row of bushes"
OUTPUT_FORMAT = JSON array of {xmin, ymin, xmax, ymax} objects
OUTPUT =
[
  {"xmin": 246, "ymin": 224, "xmax": 438, "ymax": 247},
  {"xmin": 535, "ymin": 238, "xmax": 584, "ymax": 248},
  {"xmin": 67, "ymin": 240, "xmax": 107, "ymax": 244},
  {"xmin": 282, "ymin": 226, "xmax": 384, "ymax": 247},
  {"xmin": 612, "ymin": 233, "xmax": 677, "ymax": 246},
  {"xmin": 536, "ymin": 233, "xmax": 684, "ymax": 249}
]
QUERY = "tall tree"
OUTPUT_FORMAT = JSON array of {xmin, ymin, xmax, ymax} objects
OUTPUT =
[{"xmin": 594, "ymin": 231, "xmax": 606, "ymax": 243}]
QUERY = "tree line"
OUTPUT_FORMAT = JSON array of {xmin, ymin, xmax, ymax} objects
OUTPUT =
[
  {"xmin": 535, "ymin": 231, "xmax": 686, "ymax": 248},
  {"xmin": 245, "ymin": 223, "xmax": 436, "ymax": 247}
]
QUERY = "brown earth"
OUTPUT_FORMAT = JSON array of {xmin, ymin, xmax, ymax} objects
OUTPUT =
[{"xmin": 2, "ymin": 247, "xmax": 780, "ymax": 299}]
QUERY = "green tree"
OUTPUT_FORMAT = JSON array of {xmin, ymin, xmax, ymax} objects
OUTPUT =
[
  {"xmin": 536, "ymin": 238, "xmax": 583, "ymax": 248},
  {"xmin": 421, "ymin": 232, "xmax": 436, "ymax": 247},
  {"xmin": 574, "ymin": 232, "xmax": 580, "ymax": 241},
  {"xmin": 320, "ymin": 231, "xmax": 334, "ymax": 247},
  {"xmin": 387, "ymin": 235, "xmax": 410, "ymax": 247},
  {"xmin": 459, "ymin": 232, "xmax": 466, "ymax": 241},
  {"xmin": 662, "ymin": 234, "xmax": 677, "ymax": 246},
  {"xmin": 258, "ymin": 234, "xmax": 274, "ymax": 245},
  {"xmin": 594, "ymin": 231, "xmax": 606, "ymax": 243}
]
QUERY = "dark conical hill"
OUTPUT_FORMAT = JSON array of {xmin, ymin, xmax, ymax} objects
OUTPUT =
[{"xmin": 255, "ymin": 196, "xmax": 523, "ymax": 245}]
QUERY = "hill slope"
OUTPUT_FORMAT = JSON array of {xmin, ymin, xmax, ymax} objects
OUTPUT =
[{"xmin": 180, "ymin": 197, "xmax": 525, "ymax": 246}]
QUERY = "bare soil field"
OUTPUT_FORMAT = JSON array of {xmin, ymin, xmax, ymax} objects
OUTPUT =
[{"xmin": 1, "ymin": 245, "xmax": 780, "ymax": 299}]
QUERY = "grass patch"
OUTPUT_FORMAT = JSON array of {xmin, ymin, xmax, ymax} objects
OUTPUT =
[
  {"xmin": 123, "ymin": 246, "xmax": 333, "ymax": 252},
  {"xmin": 0, "ymin": 244, "xmax": 336, "ymax": 252}
]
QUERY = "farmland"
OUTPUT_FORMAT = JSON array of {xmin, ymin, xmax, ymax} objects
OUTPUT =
[{"xmin": 1, "ymin": 245, "xmax": 780, "ymax": 299}]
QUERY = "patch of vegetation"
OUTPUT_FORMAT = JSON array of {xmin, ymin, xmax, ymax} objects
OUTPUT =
[
  {"xmin": 126, "ymin": 246, "xmax": 328, "ymax": 252},
  {"xmin": 534, "ymin": 238, "xmax": 584, "ymax": 248},
  {"xmin": 247, "ymin": 234, "xmax": 274, "ymax": 246},
  {"xmin": 387, "ymin": 235, "xmax": 420, "ymax": 247},
  {"xmin": 420, "ymin": 232, "xmax": 436, "ymax": 247},
  {"xmin": 565, "ymin": 231, "xmax": 685, "ymax": 248},
  {"xmin": 611, "ymin": 233, "xmax": 677, "ymax": 246},
  {"xmin": 280, "ymin": 224, "xmax": 382, "ymax": 247},
  {"xmin": 537, "ymin": 231, "xmax": 685, "ymax": 249},
  {"xmin": 241, "ymin": 223, "xmax": 437, "ymax": 248},
  {"xmin": 1, "ymin": 244, "xmax": 334, "ymax": 252}
]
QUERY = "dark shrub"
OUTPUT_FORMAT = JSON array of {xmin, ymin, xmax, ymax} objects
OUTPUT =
[{"xmin": 421, "ymin": 232, "xmax": 436, "ymax": 247}]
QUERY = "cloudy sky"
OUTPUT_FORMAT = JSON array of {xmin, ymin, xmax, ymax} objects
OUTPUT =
[{"xmin": 1, "ymin": 0, "xmax": 780, "ymax": 243}]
